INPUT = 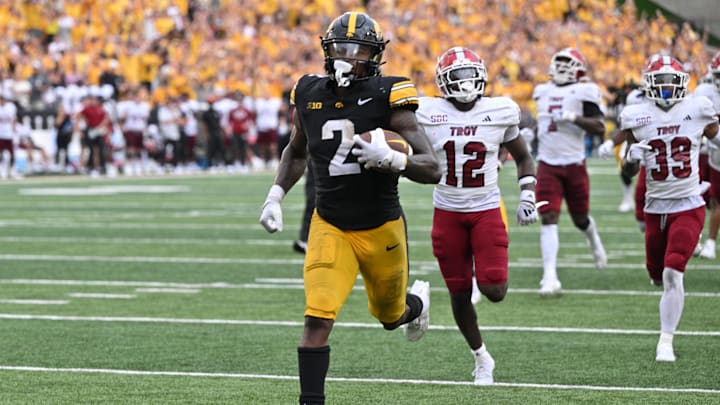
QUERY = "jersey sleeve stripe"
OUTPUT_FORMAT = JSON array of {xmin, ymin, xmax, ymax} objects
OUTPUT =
[{"xmin": 390, "ymin": 81, "xmax": 419, "ymax": 107}]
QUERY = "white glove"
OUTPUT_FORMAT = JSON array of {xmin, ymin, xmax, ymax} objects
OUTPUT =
[
  {"xmin": 552, "ymin": 110, "xmax": 577, "ymax": 122},
  {"xmin": 352, "ymin": 129, "xmax": 407, "ymax": 172},
  {"xmin": 626, "ymin": 142, "xmax": 651, "ymax": 163},
  {"xmin": 516, "ymin": 189, "xmax": 539, "ymax": 226},
  {"xmin": 699, "ymin": 181, "xmax": 711, "ymax": 195},
  {"xmin": 597, "ymin": 139, "xmax": 615, "ymax": 159},
  {"xmin": 259, "ymin": 185, "xmax": 285, "ymax": 233},
  {"xmin": 519, "ymin": 127, "xmax": 535, "ymax": 146}
]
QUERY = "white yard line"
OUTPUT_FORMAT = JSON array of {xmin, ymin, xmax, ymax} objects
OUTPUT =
[
  {"xmin": 0, "ymin": 253, "xmax": 718, "ymax": 271},
  {"xmin": 0, "ymin": 313, "xmax": 718, "ymax": 336},
  {"xmin": 0, "ymin": 219, "xmax": 672, "ymax": 234},
  {"xmin": 134, "ymin": 288, "xmax": 200, "ymax": 294},
  {"xmin": 0, "ymin": 299, "xmax": 68, "ymax": 305},
  {"xmin": 0, "ymin": 365, "xmax": 717, "ymax": 394},
  {"xmin": 1, "ymin": 278, "xmax": 719, "ymax": 297},
  {"xmin": 66, "ymin": 293, "xmax": 136, "ymax": 299}
]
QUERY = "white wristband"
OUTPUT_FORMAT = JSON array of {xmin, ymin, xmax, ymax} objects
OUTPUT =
[
  {"xmin": 266, "ymin": 184, "xmax": 285, "ymax": 203},
  {"xmin": 518, "ymin": 176, "xmax": 537, "ymax": 187}
]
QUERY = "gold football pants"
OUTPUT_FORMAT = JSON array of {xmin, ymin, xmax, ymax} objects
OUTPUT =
[{"xmin": 303, "ymin": 211, "xmax": 409, "ymax": 324}]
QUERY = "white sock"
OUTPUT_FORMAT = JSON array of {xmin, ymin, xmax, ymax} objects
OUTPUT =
[
  {"xmin": 473, "ymin": 344, "xmax": 492, "ymax": 363},
  {"xmin": 659, "ymin": 267, "xmax": 684, "ymax": 334},
  {"xmin": 622, "ymin": 184, "xmax": 633, "ymax": 200},
  {"xmin": 583, "ymin": 216, "xmax": 601, "ymax": 247},
  {"xmin": 705, "ymin": 239, "xmax": 716, "ymax": 250},
  {"xmin": 473, "ymin": 343, "xmax": 487, "ymax": 357},
  {"xmin": 541, "ymin": 224, "xmax": 559, "ymax": 281},
  {"xmin": 658, "ymin": 332, "xmax": 673, "ymax": 346}
]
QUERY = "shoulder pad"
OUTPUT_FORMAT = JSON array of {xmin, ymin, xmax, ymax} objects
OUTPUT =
[
  {"xmin": 619, "ymin": 104, "xmax": 653, "ymax": 130},
  {"xmin": 695, "ymin": 95, "xmax": 718, "ymax": 120},
  {"xmin": 574, "ymin": 82, "xmax": 602, "ymax": 104},
  {"xmin": 693, "ymin": 83, "xmax": 716, "ymax": 99},
  {"xmin": 531, "ymin": 83, "xmax": 550, "ymax": 100},
  {"xmin": 485, "ymin": 96, "xmax": 521, "ymax": 126}
]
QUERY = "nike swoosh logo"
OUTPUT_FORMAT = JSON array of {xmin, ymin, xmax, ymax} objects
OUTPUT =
[
  {"xmin": 357, "ymin": 97, "xmax": 373, "ymax": 106},
  {"xmin": 386, "ymin": 243, "xmax": 400, "ymax": 251}
]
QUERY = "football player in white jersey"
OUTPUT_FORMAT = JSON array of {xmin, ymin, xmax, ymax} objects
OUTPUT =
[
  {"xmin": 620, "ymin": 56, "xmax": 720, "ymax": 362},
  {"xmin": 692, "ymin": 52, "xmax": 720, "ymax": 260},
  {"xmin": 530, "ymin": 48, "xmax": 607, "ymax": 296},
  {"xmin": 416, "ymin": 47, "xmax": 538, "ymax": 385},
  {"xmin": 0, "ymin": 91, "xmax": 18, "ymax": 179},
  {"xmin": 118, "ymin": 87, "xmax": 152, "ymax": 175},
  {"xmin": 599, "ymin": 54, "xmax": 663, "ymax": 231}
]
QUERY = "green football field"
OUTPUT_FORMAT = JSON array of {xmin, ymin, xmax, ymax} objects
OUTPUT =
[{"xmin": 0, "ymin": 159, "xmax": 718, "ymax": 404}]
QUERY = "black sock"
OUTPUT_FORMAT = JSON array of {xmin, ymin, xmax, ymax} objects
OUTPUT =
[
  {"xmin": 406, "ymin": 293, "xmax": 423, "ymax": 322},
  {"xmin": 620, "ymin": 172, "xmax": 633, "ymax": 186},
  {"xmin": 298, "ymin": 346, "xmax": 330, "ymax": 405}
]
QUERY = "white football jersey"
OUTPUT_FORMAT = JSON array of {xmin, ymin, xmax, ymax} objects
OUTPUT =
[
  {"xmin": 0, "ymin": 102, "xmax": 16, "ymax": 139},
  {"xmin": 693, "ymin": 83, "xmax": 720, "ymax": 168},
  {"xmin": 417, "ymin": 96, "xmax": 521, "ymax": 212},
  {"xmin": 533, "ymin": 81, "xmax": 602, "ymax": 165},
  {"xmin": 254, "ymin": 97, "xmax": 282, "ymax": 131},
  {"xmin": 120, "ymin": 101, "xmax": 151, "ymax": 132},
  {"xmin": 620, "ymin": 96, "xmax": 718, "ymax": 213}
]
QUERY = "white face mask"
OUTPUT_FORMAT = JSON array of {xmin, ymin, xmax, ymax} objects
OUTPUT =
[{"xmin": 333, "ymin": 60, "xmax": 353, "ymax": 87}]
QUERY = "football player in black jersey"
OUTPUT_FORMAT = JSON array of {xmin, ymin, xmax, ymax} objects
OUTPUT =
[{"xmin": 259, "ymin": 11, "xmax": 440, "ymax": 405}]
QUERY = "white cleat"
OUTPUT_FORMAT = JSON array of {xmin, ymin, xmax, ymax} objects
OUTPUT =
[
  {"xmin": 693, "ymin": 241, "xmax": 703, "ymax": 257},
  {"xmin": 403, "ymin": 280, "xmax": 430, "ymax": 342},
  {"xmin": 472, "ymin": 351, "xmax": 495, "ymax": 385},
  {"xmin": 539, "ymin": 279, "xmax": 562, "ymax": 297},
  {"xmin": 592, "ymin": 244, "xmax": 608, "ymax": 269},
  {"xmin": 618, "ymin": 198, "xmax": 634, "ymax": 213},
  {"xmin": 698, "ymin": 240, "xmax": 716, "ymax": 260},
  {"xmin": 656, "ymin": 342, "xmax": 676, "ymax": 362}
]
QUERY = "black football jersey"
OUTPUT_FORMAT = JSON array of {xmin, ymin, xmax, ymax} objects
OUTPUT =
[{"xmin": 291, "ymin": 75, "xmax": 419, "ymax": 230}]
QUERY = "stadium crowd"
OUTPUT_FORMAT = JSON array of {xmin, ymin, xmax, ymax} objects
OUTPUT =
[{"xmin": 0, "ymin": 0, "xmax": 716, "ymax": 177}]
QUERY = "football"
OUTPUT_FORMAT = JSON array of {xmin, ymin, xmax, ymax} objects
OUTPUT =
[{"xmin": 357, "ymin": 129, "xmax": 413, "ymax": 155}]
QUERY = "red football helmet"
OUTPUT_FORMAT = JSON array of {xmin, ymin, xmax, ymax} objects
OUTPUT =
[
  {"xmin": 435, "ymin": 47, "xmax": 487, "ymax": 103},
  {"xmin": 548, "ymin": 48, "xmax": 586, "ymax": 85},
  {"xmin": 710, "ymin": 52, "xmax": 720, "ymax": 91},
  {"xmin": 642, "ymin": 56, "xmax": 689, "ymax": 107},
  {"xmin": 639, "ymin": 53, "xmax": 663, "ymax": 93}
]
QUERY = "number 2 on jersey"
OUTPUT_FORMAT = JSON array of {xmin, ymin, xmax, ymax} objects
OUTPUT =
[{"xmin": 323, "ymin": 119, "xmax": 361, "ymax": 176}]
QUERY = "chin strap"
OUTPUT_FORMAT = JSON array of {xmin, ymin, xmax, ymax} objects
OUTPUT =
[{"xmin": 333, "ymin": 60, "xmax": 353, "ymax": 87}]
